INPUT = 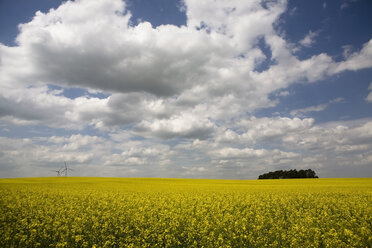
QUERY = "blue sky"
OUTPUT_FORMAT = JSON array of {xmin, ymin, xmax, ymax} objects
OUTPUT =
[{"xmin": 0, "ymin": 0, "xmax": 371, "ymax": 178}]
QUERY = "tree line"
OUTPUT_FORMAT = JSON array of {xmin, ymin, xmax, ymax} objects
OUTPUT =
[{"xmin": 258, "ymin": 169, "xmax": 318, "ymax": 179}]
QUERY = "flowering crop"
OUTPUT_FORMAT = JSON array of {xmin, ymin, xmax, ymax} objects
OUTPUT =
[{"xmin": 1, "ymin": 178, "xmax": 371, "ymax": 247}]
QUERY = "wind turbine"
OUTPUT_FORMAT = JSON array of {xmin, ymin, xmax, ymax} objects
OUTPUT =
[
  {"xmin": 61, "ymin": 161, "xmax": 73, "ymax": 177},
  {"xmin": 51, "ymin": 167, "xmax": 63, "ymax": 176}
]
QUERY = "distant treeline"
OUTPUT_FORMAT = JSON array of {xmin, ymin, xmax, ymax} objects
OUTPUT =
[{"xmin": 258, "ymin": 169, "xmax": 318, "ymax": 179}]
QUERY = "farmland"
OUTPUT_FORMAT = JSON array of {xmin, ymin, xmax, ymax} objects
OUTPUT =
[{"xmin": 1, "ymin": 178, "xmax": 371, "ymax": 247}]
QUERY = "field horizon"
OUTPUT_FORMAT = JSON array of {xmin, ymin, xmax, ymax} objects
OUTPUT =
[{"xmin": 2, "ymin": 176, "xmax": 372, "ymax": 180}]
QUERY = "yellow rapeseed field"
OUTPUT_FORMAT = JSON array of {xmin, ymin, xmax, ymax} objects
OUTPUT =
[{"xmin": 0, "ymin": 177, "xmax": 371, "ymax": 247}]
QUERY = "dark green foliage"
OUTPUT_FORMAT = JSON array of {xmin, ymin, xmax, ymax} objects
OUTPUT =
[{"xmin": 258, "ymin": 169, "xmax": 318, "ymax": 179}]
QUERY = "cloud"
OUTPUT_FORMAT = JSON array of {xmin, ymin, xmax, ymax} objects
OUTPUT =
[
  {"xmin": 0, "ymin": 133, "xmax": 173, "ymax": 177},
  {"xmin": 134, "ymin": 111, "xmax": 216, "ymax": 140},
  {"xmin": 1, "ymin": 0, "xmax": 219, "ymax": 98},
  {"xmin": 366, "ymin": 82, "xmax": 372, "ymax": 103},
  {"xmin": 331, "ymin": 39, "xmax": 372, "ymax": 73},
  {"xmin": 211, "ymin": 147, "xmax": 299, "ymax": 161},
  {"xmin": 0, "ymin": 84, "xmax": 109, "ymax": 129},
  {"xmin": 340, "ymin": 0, "xmax": 359, "ymax": 10},
  {"xmin": 235, "ymin": 117, "xmax": 314, "ymax": 144},
  {"xmin": 330, "ymin": 97, "xmax": 344, "ymax": 103},
  {"xmin": 282, "ymin": 120, "xmax": 372, "ymax": 160},
  {"xmin": 0, "ymin": 135, "xmax": 98, "ymax": 177},
  {"xmin": 290, "ymin": 98, "xmax": 344, "ymax": 117},
  {"xmin": 1, "ymin": 0, "xmax": 371, "ymax": 132},
  {"xmin": 278, "ymin": 90, "xmax": 290, "ymax": 97},
  {"xmin": 1, "ymin": 0, "xmax": 372, "ymax": 178},
  {"xmin": 103, "ymin": 144, "xmax": 172, "ymax": 166},
  {"xmin": 342, "ymin": 45, "xmax": 354, "ymax": 59},
  {"xmin": 0, "ymin": 0, "xmax": 288, "ymax": 131},
  {"xmin": 290, "ymin": 104, "xmax": 328, "ymax": 117},
  {"xmin": 1, "ymin": 118, "xmax": 372, "ymax": 178},
  {"xmin": 299, "ymin": 30, "xmax": 319, "ymax": 47}
]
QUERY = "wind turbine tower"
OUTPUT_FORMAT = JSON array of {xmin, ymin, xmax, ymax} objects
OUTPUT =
[{"xmin": 62, "ymin": 161, "xmax": 73, "ymax": 177}]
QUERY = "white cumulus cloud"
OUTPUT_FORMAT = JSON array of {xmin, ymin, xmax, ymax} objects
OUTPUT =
[
  {"xmin": 0, "ymin": 0, "xmax": 372, "ymax": 178},
  {"xmin": 366, "ymin": 82, "xmax": 372, "ymax": 103}
]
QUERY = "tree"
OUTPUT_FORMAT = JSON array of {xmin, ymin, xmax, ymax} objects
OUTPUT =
[{"xmin": 258, "ymin": 169, "xmax": 318, "ymax": 179}]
